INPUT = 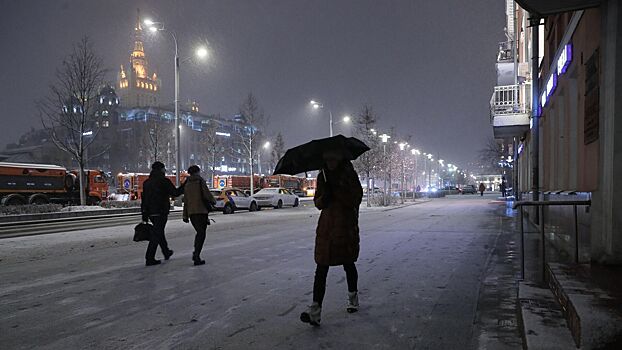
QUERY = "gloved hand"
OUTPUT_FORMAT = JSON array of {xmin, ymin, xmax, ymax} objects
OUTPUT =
[{"xmin": 183, "ymin": 217, "xmax": 189, "ymax": 223}]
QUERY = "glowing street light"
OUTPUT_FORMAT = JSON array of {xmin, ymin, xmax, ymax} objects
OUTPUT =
[{"xmin": 196, "ymin": 47, "xmax": 209, "ymax": 59}]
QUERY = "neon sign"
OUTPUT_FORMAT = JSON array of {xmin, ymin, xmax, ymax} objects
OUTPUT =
[
  {"xmin": 541, "ymin": 73, "xmax": 557, "ymax": 107},
  {"xmin": 557, "ymin": 44, "xmax": 572, "ymax": 75}
]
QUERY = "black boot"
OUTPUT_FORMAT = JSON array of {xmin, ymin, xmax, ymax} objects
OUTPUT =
[
  {"xmin": 192, "ymin": 252, "xmax": 205, "ymax": 266},
  {"xmin": 146, "ymin": 259, "xmax": 161, "ymax": 266},
  {"xmin": 164, "ymin": 249, "xmax": 173, "ymax": 260}
]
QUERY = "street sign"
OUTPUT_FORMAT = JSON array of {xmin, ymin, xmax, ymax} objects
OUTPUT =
[
  {"xmin": 123, "ymin": 179, "xmax": 131, "ymax": 190},
  {"xmin": 219, "ymin": 179, "xmax": 226, "ymax": 188}
]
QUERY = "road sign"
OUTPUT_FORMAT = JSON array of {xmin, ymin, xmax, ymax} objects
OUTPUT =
[
  {"xmin": 219, "ymin": 179, "xmax": 226, "ymax": 188},
  {"xmin": 123, "ymin": 179, "xmax": 131, "ymax": 190}
]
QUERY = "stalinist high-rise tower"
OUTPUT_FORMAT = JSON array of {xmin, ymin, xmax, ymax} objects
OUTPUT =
[{"xmin": 117, "ymin": 9, "xmax": 161, "ymax": 108}]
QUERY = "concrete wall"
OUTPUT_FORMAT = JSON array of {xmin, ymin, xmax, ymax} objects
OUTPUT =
[{"xmin": 591, "ymin": 0, "xmax": 622, "ymax": 264}]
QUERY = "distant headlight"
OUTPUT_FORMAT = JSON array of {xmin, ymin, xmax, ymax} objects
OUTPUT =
[{"xmin": 431, "ymin": 188, "xmax": 438, "ymax": 192}]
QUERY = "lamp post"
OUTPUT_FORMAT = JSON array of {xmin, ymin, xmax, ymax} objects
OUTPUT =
[
  {"xmin": 411, "ymin": 149, "xmax": 420, "ymax": 200},
  {"xmin": 310, "ymin": 99, "xmax": 334, "ymax": 137},
  {"xmin": 258, "ymin": 141, "xmax": 270, "ymax": 175},
  {"xmin": 145, "ymin": 18, "xmax": 208, "ymax": 186},
  {"xmin": 380, "ymin": 133, "xmax": 390, "ymax": 205},
  {"xmin": 398, "ymin": 142, "xmax": 406, "ymax": 204}
]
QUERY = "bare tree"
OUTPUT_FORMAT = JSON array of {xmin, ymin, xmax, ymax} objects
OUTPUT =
[
  {"xmin": 270, "ymin": 132, "xmax": 286, "ymax": 174},
  {"xmin": 39, "ymin": 37, "xmax": 107, "ymax": 205},
  {"xmin": 478, "ymin": 137, "xmax": 505, "ymax": 174},
  {"xmin": 199, "ymin": 120, "xmax": 226, "ymax": 186},
  {"xmin": 141, "ymin": 110, "xmax": 173, "ymax": 167},
  {"xmin": 236, "ymin": 93, "xmax": 265, "ymax": 193},
  {"xmin": 353, "ymin": 104, "xmax": 380, "ymax": 207}
]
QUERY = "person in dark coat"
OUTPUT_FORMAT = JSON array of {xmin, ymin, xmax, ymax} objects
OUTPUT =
[
  {"xmin": 500, "ymin": 181, "xmax": 507, "ymax": 197},
  {"xmin": 141, "ymin": 161, "xmax": 184, "ymax": 266},
  {"xmin": 182, "ymin": 165, "xmax": 216, "ymax": 266},
  {"xmin": 300, "ymin": 150, "xmax": 363, "ymax": 326},
  {"xmin": 478, "ymin": 182, "xmax": 486, "ymax": 197}
]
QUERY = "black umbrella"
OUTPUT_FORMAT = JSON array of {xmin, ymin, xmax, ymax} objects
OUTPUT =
[{"xmin": 273, "ymin": 134, "xmax": 370, "ymax": 175}]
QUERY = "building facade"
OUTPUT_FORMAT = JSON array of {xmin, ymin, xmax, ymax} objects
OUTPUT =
[{"xmin": 491, "ymin": 1, "xmax": 622, "ymax": 263}]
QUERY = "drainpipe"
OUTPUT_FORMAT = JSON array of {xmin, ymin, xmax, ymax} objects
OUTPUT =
[{"xmin": 530, "ymin": 16, "xmax": 541, "ymax": 208}]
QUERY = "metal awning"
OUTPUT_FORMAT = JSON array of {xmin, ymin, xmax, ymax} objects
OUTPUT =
[{"xmin": 515, "ymin": 0, "xmax": 601, "ymax": 16}]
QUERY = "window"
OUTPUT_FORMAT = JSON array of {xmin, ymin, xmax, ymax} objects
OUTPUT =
[{"xmin": 103, "ymin": 120, "xmax": 110, "ymax": 128}]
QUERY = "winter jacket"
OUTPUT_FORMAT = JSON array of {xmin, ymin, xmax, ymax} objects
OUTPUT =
[
  {"xmin": 141, "ymin": 170, "xmax": 183, "ymax": 221},
  {"xmin": 478, "ymin": 183, "xmax": 486, "ymax": 192},
  {"xmin": 313, "ymin": 162, "xmax": 363, "ymax": 266},
  {"xmin": 183, "ymin": 174, "xmax": 216, "ymax": 221}
]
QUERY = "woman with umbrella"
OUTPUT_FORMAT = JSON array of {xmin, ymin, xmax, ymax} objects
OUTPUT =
[
  {"xmin": 273, "ymin": 135, "xmax": 368, "ymax": 326},
  {"xmin": 300, "ymin": 149, "xmax": 363, "ymax": 326}
]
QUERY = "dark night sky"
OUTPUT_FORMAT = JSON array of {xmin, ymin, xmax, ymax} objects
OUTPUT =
[{"xmin": 0, "ymin": 0, "xmax": 504, "ymax": 168}]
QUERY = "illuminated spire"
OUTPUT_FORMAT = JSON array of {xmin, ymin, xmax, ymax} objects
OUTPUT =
[{"xmin": 131, "ymin": 8, "xmax": 147, "ymax": 78}]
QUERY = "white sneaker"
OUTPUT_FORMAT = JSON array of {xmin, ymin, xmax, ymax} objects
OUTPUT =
[
  {"xmin": 347, "ymin": 291, "xmax": 359, "ymax": 313},
  {"xmin": 300, "ymin": 302, "xmax": 322, "ymax": 326}
]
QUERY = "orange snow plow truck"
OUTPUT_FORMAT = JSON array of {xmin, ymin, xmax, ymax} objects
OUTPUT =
[{"xmin": 0, "ymin": 162, "xmax": 108, "ymax": 206}]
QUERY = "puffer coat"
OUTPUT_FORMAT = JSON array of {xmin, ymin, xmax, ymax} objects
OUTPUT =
[{"xmin": 313, "ymin": 162, "xmax": 363, "ymax": 266}]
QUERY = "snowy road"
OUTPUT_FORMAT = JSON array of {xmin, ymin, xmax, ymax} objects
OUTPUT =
[{"xmin": 0, "ymin": 194, "xmax": 521, "ymax": 350}]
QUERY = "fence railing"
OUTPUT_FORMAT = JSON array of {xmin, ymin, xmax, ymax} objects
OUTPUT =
[{"xmin": 512, "ymin": 200, "xmax": 591, "ymax": 280}]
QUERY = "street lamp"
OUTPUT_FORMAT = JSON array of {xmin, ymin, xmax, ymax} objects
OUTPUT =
[
  {"xmin": 309, "ymin": 99, "xmax": 334, "ymax": 137},
  {"xmin": 379, "ymin": 133, "xmax": 390, "ymax": 205},
  {"xmin": 144, "ymin": 17, "xmax": 208, "ymax": 185}
]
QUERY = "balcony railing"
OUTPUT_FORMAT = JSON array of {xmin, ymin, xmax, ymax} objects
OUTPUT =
[
  {"xmin": 490, "ymin": 85, "xmax": 530, "ymax": 119},
  {"xmin": 490, "ymin": 84, "xmax": 531, "ymax": 138}
]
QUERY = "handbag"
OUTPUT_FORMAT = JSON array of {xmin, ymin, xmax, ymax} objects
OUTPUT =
[{"xmin": 133, "ymin": 222, "xmax": 152, "ymax": 242}]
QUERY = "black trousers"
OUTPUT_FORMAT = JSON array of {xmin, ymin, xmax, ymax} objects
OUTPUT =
[
  {"xmin": 313, "ymin": 263, "xmax": 358, "ymax": 306},
  {"xmin": 190, "ymin": 214, "xmax": 208, "ymax": 257},
  {"xmin": 146, "ymin": 215, "xmax": 169, "ymax": 261}
]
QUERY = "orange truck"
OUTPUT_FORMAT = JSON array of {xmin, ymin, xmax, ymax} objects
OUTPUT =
[
  {"xmin": 264, "ymin": 175, "xmax": 304, "ymax": 190},
  {"xmin": 0, "ymin": 162, "xmax": 108, "ymax": 205},
  {"xmin": 213, "ymin": 175, "xmax": 262, "ymax": 190},
  {"xmin": 116, "ymin": 172, "xmax": 188, "ymax": 200}
]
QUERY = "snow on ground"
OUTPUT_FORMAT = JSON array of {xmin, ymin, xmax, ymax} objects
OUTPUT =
[{"xmin": 0, "ymin": 194, "xmax": 520, "ymax": 349}]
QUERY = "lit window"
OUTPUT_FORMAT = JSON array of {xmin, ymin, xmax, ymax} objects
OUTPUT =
[
  {"xmin": 103, "ymin": 120, "xmax": 110, "ymax": 128},
  {"xmin": 102, "ymin": 110, "xmax": 109, "ymax": 116}
]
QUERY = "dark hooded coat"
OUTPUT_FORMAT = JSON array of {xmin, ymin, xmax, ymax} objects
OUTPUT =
[{"xmin": 313, "ymin": 162, "xmax": 363, "ymax": 266}]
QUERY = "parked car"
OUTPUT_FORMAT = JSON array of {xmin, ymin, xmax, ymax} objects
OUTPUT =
[
  {"xmin": 459, "ymin": 185, "xmax": 477, "ymax": 194},
  {"xmin": 210, "ymin": 187, "xmax": 259, "ymax": 214},
  {"xmin": 253, "ymin": 187, "xmax": 299, "ymax": 209}
]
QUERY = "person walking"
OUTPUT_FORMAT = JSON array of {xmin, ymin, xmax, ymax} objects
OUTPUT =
[
  {"xmin": 182, "ymin": 165, "xmax": 216, "ymax": 266},
  {"xmin": 300, "ymin": 150, "xmax": 363, "ymax": 326},
  {"xmin": 499, "ymin": 181, "xmax": 507, "ymax": 197},
  {"xmin": 478, "ymin": 182, "xmax": 486, "ymax": 197},
  {"xmin": 141, "ymin": 161, "xmax": 184, "ymax": 266}
]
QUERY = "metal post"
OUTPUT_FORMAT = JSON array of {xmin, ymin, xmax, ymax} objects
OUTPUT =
[
  {"xmin": 413, "ymin": 155, "xmax": 417, "ymax": 200},
  {"xmin": 574, "ymin": 204, "xmax": 579, "ymax": 264},
  {"xmin": 530, "ymin": 16, "xmax": 540, "ymax": 209},
  {"xmin": 173, "ymin": 34, "xmax": 181, "ymax": 186},
  {"xmin": 520, "ymin": 206, "xmax": 525, "ymax": 280},
  {"xmin": 383, "ymin": 143, "xmax": 387, "ymax": 206},
  {"xmin": 540, "ymin": 205, "xmax": 546, "ymax": 281},
  {"xmin": 329, "ymin": 110, "xmax": 334, "ymax": 137}
]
